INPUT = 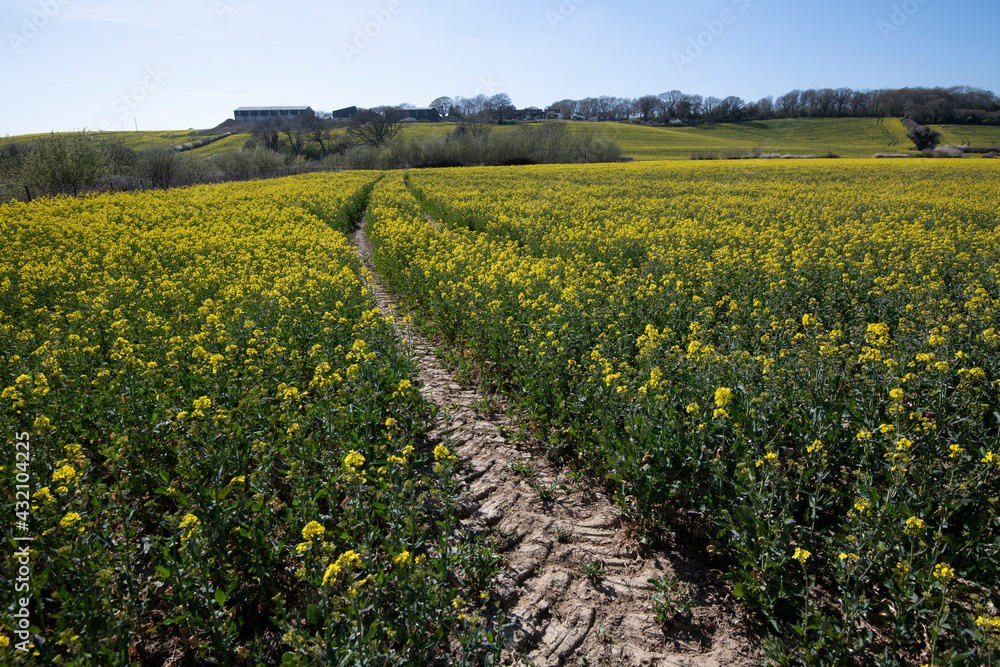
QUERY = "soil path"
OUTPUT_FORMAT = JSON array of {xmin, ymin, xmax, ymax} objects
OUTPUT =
[{"xmin": 353, "ymin": 224, "xmax": 755, "ymax": 666}]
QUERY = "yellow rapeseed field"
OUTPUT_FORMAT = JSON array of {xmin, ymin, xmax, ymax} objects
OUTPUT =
[
  {"xmin": 368, "ymin": 160, "xmax": 1000, "ymax": 664},
  {"xmin": 0, "ymin": 173, "xmax": 500, "ymax": 665}
]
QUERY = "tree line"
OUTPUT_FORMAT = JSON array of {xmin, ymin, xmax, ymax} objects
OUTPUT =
[{"xmin": 518, "ymin": 86, "xmax": 998, "ymax": 125}]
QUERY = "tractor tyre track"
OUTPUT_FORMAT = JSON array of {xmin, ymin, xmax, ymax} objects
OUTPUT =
[{"xmin": 352, "ymin": 223, "xmax": 755, "ymax": 666}]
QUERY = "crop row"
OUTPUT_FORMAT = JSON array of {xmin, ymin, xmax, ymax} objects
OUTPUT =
[
  {"xmin": 0, "ymin": 174, "xmax": 501, "ymax": 665},
  {"xmin": 366, "ymin": 161, "xmax": 1000, "ymax": 665}
]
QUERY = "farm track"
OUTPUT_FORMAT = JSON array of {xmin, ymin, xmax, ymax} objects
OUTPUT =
[{"xmin": 352, "ymin": 221, "xmax": 755, "ymax": 666}]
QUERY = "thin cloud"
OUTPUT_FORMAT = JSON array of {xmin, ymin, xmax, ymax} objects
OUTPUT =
[{"xmin": 61, "ymin": 6, "xmax": 224, "ymax": 40}]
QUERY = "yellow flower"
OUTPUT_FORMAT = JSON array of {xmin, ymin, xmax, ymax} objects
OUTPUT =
[
  {"xmin": 322, "ymin": 550, "xmax": 362, "ymax": 586},
  {"xmin": 384, "ymin": 417, "xmax": 397, "ymax": 428},
  {"xmin": 889, "ymin": 388, "xmax": 904, "ymax": 401},
  {"xmin": 302, "ymin": 521, "xmax": 325, "ymax": 542},
  {"xmin": 179, "ymin": 513, "xmax": 201, "ymax": 543},
  {"xmin": 393, "ymin": 550, "xmax": 410, "ymax": 565},
  {"xmin": 948, "ymin": 444, "xmax": 964, "ymax": 459},
  {"xmin": 932, "ymin": 563, "xmax": 955, "ymax": 580},
  {"xmin": 343, "ymin": 450, "xmax": 366, "ymax": 468},
  {"xmin": 33, "ymin": 487, "xmax": 56, "ymax": 505},
  {"xmin": 904, "ymin": 516, "xmax": 926, "ymax": 534},
  {"xmin": 976, "ymin": 615, "xmax": 1000, "ymax": 631},
  {"xmin": 60, "ymin": 512, "xmax": 82, "ymax": 529},
  {"xmin": 434, "ymin": 444, "xmax": 454, "ymax": 461},
  {"xmin": 52, "ymin": 465, "xmax": 77, "ymax": 484},
  {"xmin": 792, "ymin": 547, "xmax": 811, "ymax": 563},
  {"xmin": 714, "ymin": 387, "xmax": 733, "ymax": 407}
]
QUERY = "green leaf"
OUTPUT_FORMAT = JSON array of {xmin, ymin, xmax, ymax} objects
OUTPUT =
[
  {"xmin": 307, "ymin": 604, "xmax": 321, "ymax": 625},
  {"xmin": 214, "ymin": 589, "xmax": 227, "ymax": 607},
  {"xmin": 733, "ymin": 582, "xmax": 744, "ymax": 599}
]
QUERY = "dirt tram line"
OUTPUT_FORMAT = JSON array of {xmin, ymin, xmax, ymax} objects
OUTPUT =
[{"xmin": 353, "ymin": 223, "xmax": 754, "ymax": 666}]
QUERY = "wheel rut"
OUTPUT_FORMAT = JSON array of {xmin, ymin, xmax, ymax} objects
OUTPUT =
[{"xmin": 352, "ymin": 223, "xmax": 755, "ymax": 666}]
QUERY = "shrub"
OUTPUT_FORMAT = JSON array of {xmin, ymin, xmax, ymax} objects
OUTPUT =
[{"xmin": 907, "ymin": 124, "xmax": 942, "ymax": 150}]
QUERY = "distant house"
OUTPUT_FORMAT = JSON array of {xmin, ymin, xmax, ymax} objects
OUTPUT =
[
  {"xmin": 544, "ymin": 108, "xmax": 564, "ymax": 120},
  {"xmin": 513, "ymin": 107, "xmax": 544, "ymax": 122},
  {"xmin": 331, "ymin": 106, "xmax": 359, "ymax": 120},
  {"xmin": 234, "ymin": 106, "xmax": 314, "ymax": 123}
]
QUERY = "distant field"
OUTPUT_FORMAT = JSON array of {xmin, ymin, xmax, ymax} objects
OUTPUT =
[
  {"xmin": 7, "ymin": 129, "xmax": 210, "ymax": 150},
  {"xmin": 576, "ymin": 118, "xmax": 916, "ymax": 159},
  {"xmin": 932, "ymin": 124, "xmax": 1000, "ymax": 147},
  {"xmin": 6, "ymin": 119, "xmax": 999, "ymax": 161}
]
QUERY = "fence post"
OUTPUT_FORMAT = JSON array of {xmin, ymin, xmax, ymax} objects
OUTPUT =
[{"xmin": 24, "ymin": 186, "xmax": 32, "ymax": 202}]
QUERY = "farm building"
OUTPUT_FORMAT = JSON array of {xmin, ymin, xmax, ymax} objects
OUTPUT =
[
  {"xmin": 331, "ymin": 106, "xmax": 359, "ymax": 120},
  {"xmin": 396, "ymin": 107, "xmax": 441, "ymax": 121},
  {"xmin": 234, "ymin": 106, "xmax": 314, "ymax": 123}
]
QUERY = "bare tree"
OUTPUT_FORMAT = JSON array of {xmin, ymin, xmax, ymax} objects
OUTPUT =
[
  {"xmin": 281, "ymin": 117, "xmax": 307, "ymax": 156},
  {"xmin": 347, "ymin": 107, "xmax": 405, "ymax": 148},
  {"xmin": 460, "ymin": 94, "xmax": 488, "ymax": 117},
  {"xmin": 455, "ymin": 111, "xmax": 492, "ymax": 137},
  {"xmin": 303, "ymin": 112, "xmax": 335, "ymax": 156},
  {"xmin": 637, "ymin": 95, "xmax": 659, "ymax": 122},
  {"xmin": 430, "ymin": 96, "xmax": 453, "ymax": 117},
  {"xmin": 777, "ymin": 90, "xmax": 801, "ymax": 117},
  {"xmin": 577, "ymin": 97, "xmax": 598, "ymax": 119},
  {"xmin": 252, "ymin": 118, "xmax": 283, "ymax": 152},
  {"xmin": 717, "ymin": 96, "xmax": 746, "ymax": 121},
  {"xmin": 703, "ymin": 96, "xmax": 722, "ymax": 119},
  {"xmin": 487, "ymin": 93, "xmax": 514, "ymax": 124},
  {"xmin": 658, "ymin": 90, "xmax": 684, "ymax": 119},
  {"xmin": 832, "ymin": 88, "xmax": 853, "ymax": 116},
  {"xmin": 756, "ymin": 96, "xmax": 774, "ymax": 118}
]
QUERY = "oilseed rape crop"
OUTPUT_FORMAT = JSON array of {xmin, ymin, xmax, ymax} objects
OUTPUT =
[
  {"xmin": 367, "ymin": 161, "xmax": 1000, "ymax": 664},
  {"xmin": 0, "ymin": 174, "xmax": 501, "ymax": 665}
]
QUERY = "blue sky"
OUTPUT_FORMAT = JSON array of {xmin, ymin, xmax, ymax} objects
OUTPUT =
[{"xmin": 2, "ymin": 0, "xmax": 998, "ymax": 135}]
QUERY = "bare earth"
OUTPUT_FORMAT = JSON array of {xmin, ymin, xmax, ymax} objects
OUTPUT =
[{"xmin": 353, "ymin": 225, "xmax": 758, "ymax": 667}]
